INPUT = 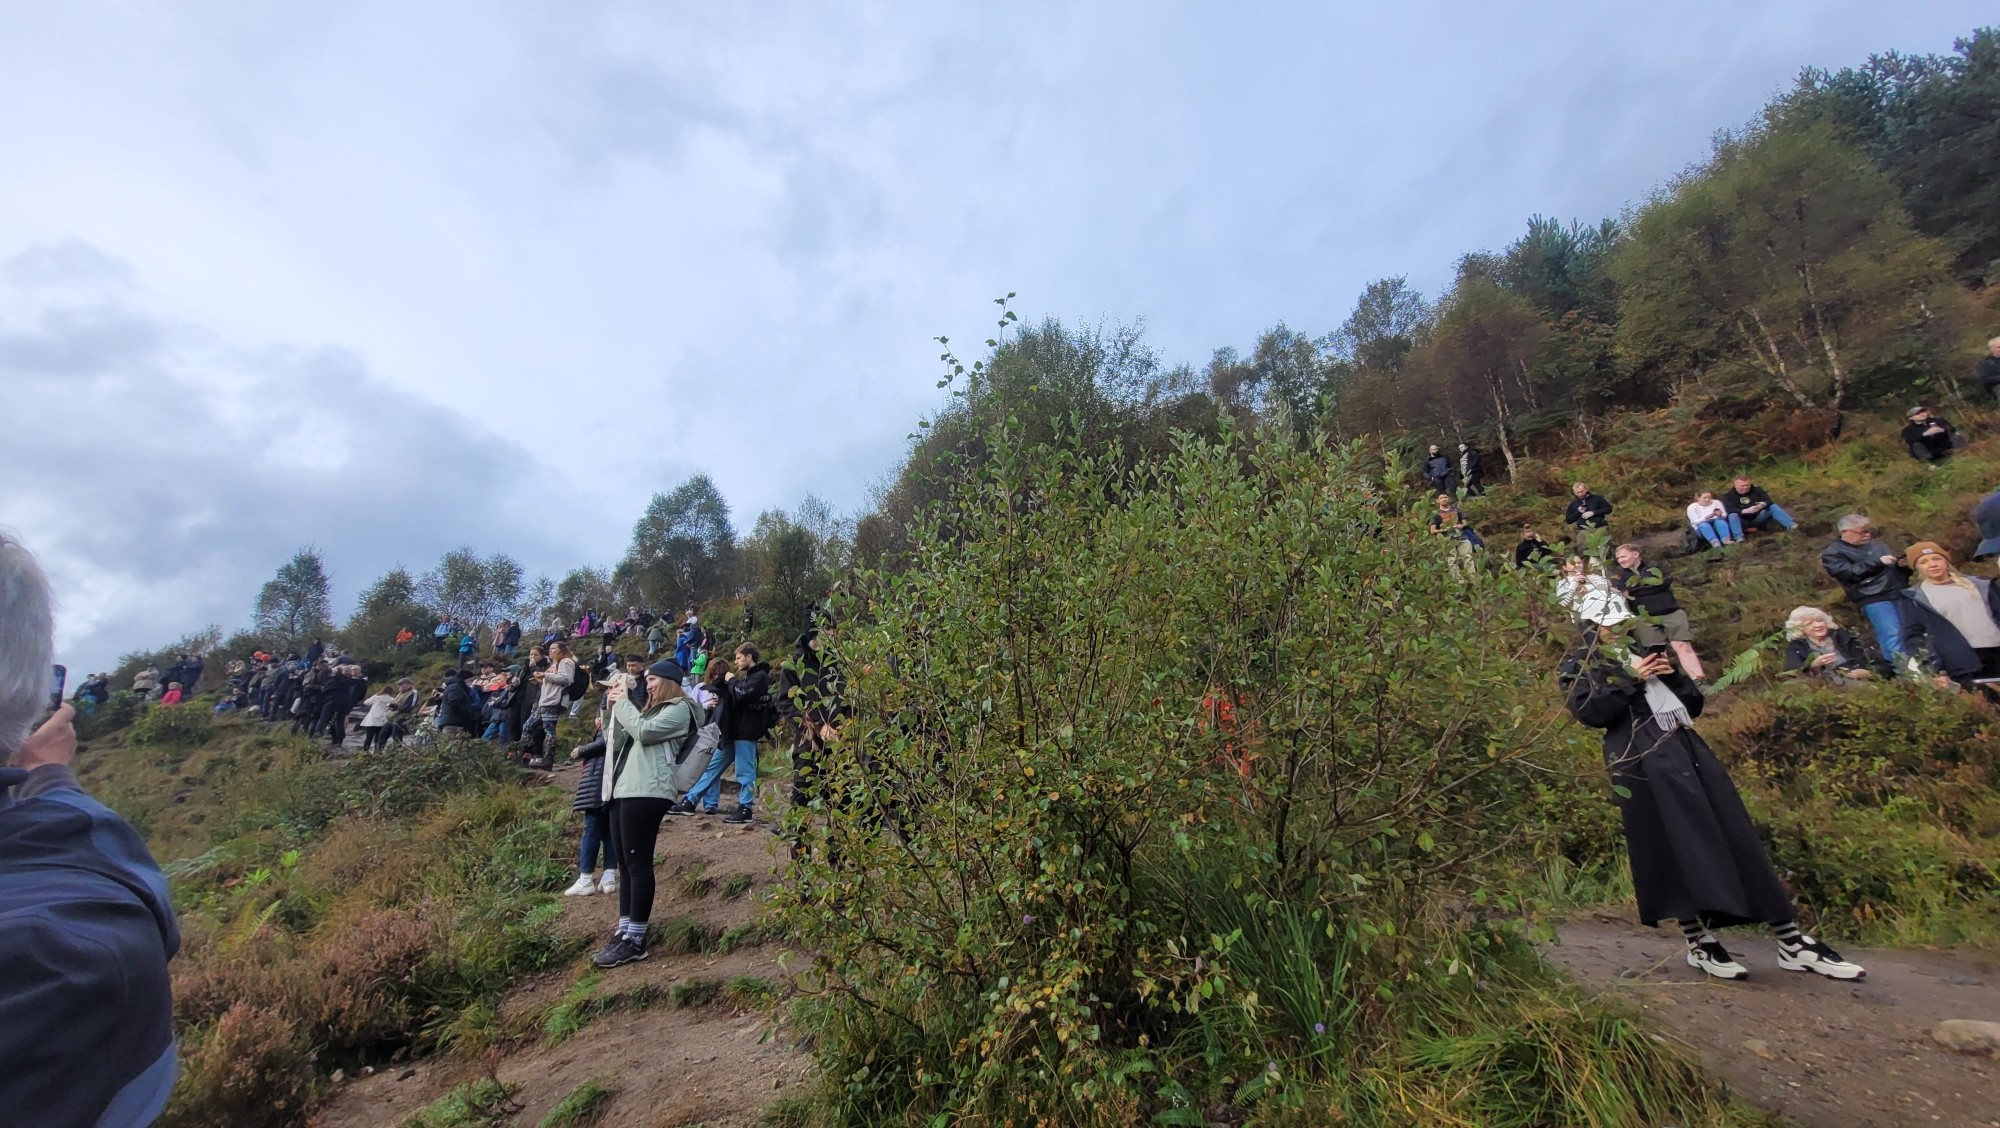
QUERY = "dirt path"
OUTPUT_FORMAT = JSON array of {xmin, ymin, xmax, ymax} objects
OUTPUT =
[
  {"xmin": 317, "ymin": 782, "xmax": 814, "ymax": 1128},
  {"xmin": 1548, "ymin": 915, "xmax": 2000, "ymax": 1128}
]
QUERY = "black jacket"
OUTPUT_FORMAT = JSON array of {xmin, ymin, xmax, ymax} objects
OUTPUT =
[
  {"xmin": 1903, "ymin": 417, "xmax": 1956, "ymax": 460},
  {"xmin": 1610, "ymin": 561, "xmax": 1679, "ymax": 616},
  {"xmin": 1979, "ymin": 355, "xmax": 2000, "ymax": 391},
  {"xmin": 1422, "ymin": 454, "xmax": 1455, "ymax": 484},
  {"xmin": 438, "ymin": 678, "xmax": 480, "ymax": 731},
  {"xmin": 1564, "ymin": 493, "xmax": 1612, "ymax": 528},
  {"xmin": 1721, "ymin": 484, "xmax": 1775, "ymax": 516},
  {"xmin": 1513, "ymin": 536, "xmax": 1556, "ymax": 569},
  {"xmin": 1898, "ymin": 578, "xmax": 2000, "ymax": 681},
  {"xmin": 1559, "ymin": 644, "xmax": 1792, "ymax": 928},
  {"xmin": 1783, "ymin": 629, "xmax": 1871, "ymax": 677},
  {"xmin": 724, "ymin": 663, "xmax": 776, "ymax": 743},
  {"xmin": 1819, "ymin": 537, "xmax": 1910, "ymax": 606},
  {"xmin": 1460, "ymin": 449, "xmax": 1482, "ymax": 477}
]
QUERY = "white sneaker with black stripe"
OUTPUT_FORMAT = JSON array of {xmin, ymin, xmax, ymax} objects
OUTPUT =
[
  {"xmin": 1777, "ymin": 936, "xmax": 1865, "ymax": 980},
  {"xmin": 1686, "ymin": 937, "xmax": 1749, "ymax": 980}
]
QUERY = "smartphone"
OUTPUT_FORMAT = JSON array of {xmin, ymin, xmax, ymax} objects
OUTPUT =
[
  {"xmin": 1644, "ymin": 644, "xmax": 1670, "ymax": 658},
  {"xmin": 49, "ymin": 664, "xmax": 66, "ymax": 713}
]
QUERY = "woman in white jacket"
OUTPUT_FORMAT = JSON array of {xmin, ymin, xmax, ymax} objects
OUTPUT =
[{"xmin": 1687, "ymin": 491, "xmax": 1744, "ymax": 548}]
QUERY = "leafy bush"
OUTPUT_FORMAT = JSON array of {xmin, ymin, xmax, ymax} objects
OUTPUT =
[
  {"xmin": 773, "ymin": 424, "xmax": 1727, "ymax": 1125},
  {"xmin": 127, "ymin": 703, "xmax": 213, "ymax": 748}
]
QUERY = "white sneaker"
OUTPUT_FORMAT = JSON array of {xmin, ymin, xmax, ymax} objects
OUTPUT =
[
  {"xmin": 1778, "ymin": 936, "xmax": 1865, "ymax": 980},
  {"xmin": 598, "ymin": 870, "xmax": 617, "ymax": 894},
  {"xmin": 563, "ymin": 874, "xmax": 596, "ymax": 896},
  {"xmin": 1686, "ymin": 938, "xmax": 1748, "ymax": 980}
]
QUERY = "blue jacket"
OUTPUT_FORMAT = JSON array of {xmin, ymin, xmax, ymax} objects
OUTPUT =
[
  {"xmin": 0, "ymin": 765, "xmax": 180, "ymax": 1127},
  {"xmin": 1899, "ymin": 577, "xmax": 2000, "ymax": 682}
]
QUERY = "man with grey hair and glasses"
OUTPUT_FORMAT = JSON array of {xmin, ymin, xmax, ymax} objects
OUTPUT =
[
  {"xmin": 0, "ymin": 531, "xmax": 180, "ymax": 1126},
  {"xmin": 1819, "ymin": 514, "xmax": 1912, "ymax": 670}
]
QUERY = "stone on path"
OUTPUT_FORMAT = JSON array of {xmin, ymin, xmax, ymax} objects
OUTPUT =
[{"xmin": 1931, "ymin": 1019, "xmax": 2000, "ymax": 1058}]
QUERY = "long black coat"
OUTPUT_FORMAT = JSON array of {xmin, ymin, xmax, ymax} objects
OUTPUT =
[{"xmin": 1560, "ymin": 645, "xmax": 1793, "ymax": 929}]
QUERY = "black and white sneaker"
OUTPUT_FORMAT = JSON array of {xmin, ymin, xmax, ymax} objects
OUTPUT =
[
  {"xmin": 666, "ymin": 797, "xmax": 699, "ymax": 817},
  {"xmin": 1686, "ymin": 938, "xmax": 1749, "ymax": 980},
  {"xmin": 723, "ymin": 805, "xmax": 754, "ymax": 826},
  {"xmin": 1777, "ymin": 936, "xmax": 1865, "ymax": 980},
  {"xmin": 591, "ymin": 937, "xmax": 649, "ymax": 968}
]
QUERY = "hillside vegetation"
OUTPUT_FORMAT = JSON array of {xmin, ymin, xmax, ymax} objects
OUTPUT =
[{"xmin": 73, "ymin": 24, "xmax": 2000, "ymax": 1128}]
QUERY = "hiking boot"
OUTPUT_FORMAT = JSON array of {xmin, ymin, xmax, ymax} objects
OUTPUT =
[
  {"xmin": 591, "ymin": 937, "xmax": 648, "ymax": 968},
  {"xmin": 526, "ymin": 756, "xmax": 553, "ymax": 771},
  {"xmin": 597, "ymin": 870, "xmax": 616, "ymax": 894},
  {"xmin": 723, "ymin": 806, "xmax": 754, "ymax": 825},
  {"xmin": 667, "ymin": 797, "xmax": 699, "ymax": 817},
  {"xmin": 1685, "ymin": 938, "xmax": 1748, "ymax": 980},
  {"xmin": 562, "ymin": 874, "xmax": 596, "ymax": 897},
  {"xmin": 1777, "ymin": 936, "xmax": 1865, "ymax": 980}
]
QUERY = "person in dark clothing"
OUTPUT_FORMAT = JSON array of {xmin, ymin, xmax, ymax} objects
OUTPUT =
[
  {"xmin": 0, "ymin": 532, "xmax": 181, "ymax": 1128},
  {"xmin": 1901, "ymin": 405, "xmax": 1958, "ymax": 464},
  {"xmin": 1721, "ymin": 476, "xmax": 1795, "ymax": 533},
  {"xmin": 437, "ymin": 669, "xmax": 480, "ymax": 735},
  {"xmin": 1513, "ymin": 526, "xmax": 1558, "ymax": 570},
  {"xmin": 305, "ymin": 638, "xmax": 324, "ymax": 665},
  {"xmin": 1458, "ymin": 443, "xmax": 1485, "ymax": 496},
  {"xmin": 1781, "ymin": 607, "xmax": 1876, "ymax": 685},
  {"xmin": 1611, "ymin": 544, "xmax": 1705, "ymax": 681},
  {"xmin": 1978, "ymin": 336, "xmax": 2000, "ymax": 405},
  {"xmin": 674, "ymin": 644, "xmax": 775, "ymax": 822},
  {"xmin": 1897, "ymin": 541, "xmax": 2000, "ymax": 690},
  {"xmin": 1820, "ymin": 514, "xmax": 1911, "ymax": 669},
  {"xmin": 1563, "ymin": 482, "xmax": 1612, "ymax": 532},
  {"xmin": 1560, "ymin": 590, "xmax": 1863, "ymax": 982},
  {"xmin": 1422, "ymin": 445, "xmax": 1458, "ymax": 497},
  {"xmin": 564, "ymin": 728, "xmax": 618, "ymax": 896},
  {"xmin": 779, "ymin": 627, "xmax": 864, "ymax": 862}
]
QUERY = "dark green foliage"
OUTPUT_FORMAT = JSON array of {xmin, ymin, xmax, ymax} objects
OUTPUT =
[
  {"xmin": 400, "ymin": 1077, "xmax": 521, "ymax": 1128},
  {"xmin": 613, "ymin": 475, "xmax": 738, "ymax": 610},
  {"xmin": 1779, "ymin": 28, "xmax": 2000, "ymax": 284},
  {"xmin": 654, "ymin": 915, "xmax": 720, "ymax": 955},
  {"xmin": 254, "ymin": 546, "xmax": 334, "ymax": 647}
]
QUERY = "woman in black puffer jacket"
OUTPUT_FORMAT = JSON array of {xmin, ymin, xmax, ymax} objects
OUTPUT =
[{"xmin": 563, "ymin": 720, "xmax": 618, "ymax": 897}]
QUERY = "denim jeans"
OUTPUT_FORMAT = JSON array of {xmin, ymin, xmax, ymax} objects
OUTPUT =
[
  {"xmin": 577, "ymin": 806, "xmax": 614, "ymax": 873},
  {"xmin": 1694, "ymin": 513, "xmax": 1744, "ymax": 547},
  {"xmin": 1861, "ymin": 600, "xmax": 1905, "ymax": 667},
  {"xmin": 1742, "ymin": 504, "xmax": 1795, "ymax": 531},
  {"xmin": 688, "ymin": 739, "xmax": 759, "ymax": 811}
]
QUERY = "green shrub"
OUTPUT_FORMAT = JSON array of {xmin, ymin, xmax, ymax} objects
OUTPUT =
[
  {"xmin": 128, "ymin": 703, "xmax": 213, "ymax": 748},
  {"xmin": 772, "ymin": 425, "xmax": 1619, "ymax": 1125},
  {"xmin": 401, "ymin": 1076, "xmax": 521, "ymax": 1128},
  {"xmin": 535, "ymin": 1077, "xmax": 615, "ymax": 1128},
  {"xmin": 668, "ymin": 977, "xmax": 722, "ymax": 1008}
]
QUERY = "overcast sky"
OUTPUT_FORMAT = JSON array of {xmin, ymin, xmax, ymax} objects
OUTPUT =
[{"xmin": 1, "ymin": 2, "xmax": 1987, "ymax": 678}]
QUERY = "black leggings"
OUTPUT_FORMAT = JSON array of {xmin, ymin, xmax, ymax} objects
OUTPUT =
[{"xmin": 612, "ymin": 797, "xmax": 673, "ymax": 924}]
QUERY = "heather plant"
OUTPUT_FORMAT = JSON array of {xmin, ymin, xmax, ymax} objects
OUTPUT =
[{"xmin": 773, "ymin": 422, "xmax": 1736, "ymax": 1124}]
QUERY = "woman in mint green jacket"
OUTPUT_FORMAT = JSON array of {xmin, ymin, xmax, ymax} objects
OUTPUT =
[{"xmin": 593, "ymin": 658, "xmax": 701, "ymax": 968}]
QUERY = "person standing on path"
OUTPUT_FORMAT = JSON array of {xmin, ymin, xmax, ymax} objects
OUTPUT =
[
  {"xmin": 1820, "ymin": 514, "xmax": 1911, "ymax": 670},
  {"xmin": 1458, "ymin": 443, "xmax": 1484, "ymax": 496},
  {"xmin": 592, "ymin": 659, "xmax": 700, "ymax": 969},
  {"xmin": 1561, "ymin": 592, "xmax": 1864, "ymax": 983}
]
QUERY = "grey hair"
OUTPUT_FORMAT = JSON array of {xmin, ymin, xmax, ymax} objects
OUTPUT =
[
  {"xmin": 0, "ymin": 531, "xmax": 56, "ymax": 754},
  {"xmin": 1836, "ymin": 513, "xmax": 1873, "ymax": 533},
  {"xmin": 1784, "ymin": 605, "xmax": 1837, "ymax": 639}
]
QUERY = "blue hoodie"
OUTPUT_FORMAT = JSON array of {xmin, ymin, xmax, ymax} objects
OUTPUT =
[{"xmin": 0, "ymin": 765, "xmax": 180, "ymax": 1127}]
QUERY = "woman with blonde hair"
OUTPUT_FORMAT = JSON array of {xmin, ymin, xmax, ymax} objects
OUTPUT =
[
  {"xmin": 592, "ymin": 658, "xmax": 701, "ymax": 968},
  {"xmin": 1781, "ymin": 607, "xmax": 1873, "ymax": 685},
  {"xmin": 1897, "ymin": 541, "xmax": 2000, "ymax": 689}
]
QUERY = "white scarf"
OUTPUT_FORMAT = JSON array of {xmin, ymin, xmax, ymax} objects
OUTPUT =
[{"xmin": 1642, "ymin": 677, "xmax": 1692, "ymax": 732}]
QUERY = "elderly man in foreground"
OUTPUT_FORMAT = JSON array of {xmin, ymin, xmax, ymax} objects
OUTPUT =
[{"xmin": 0, "ymin": 531, "xmax": 180, "ymax": 1127}]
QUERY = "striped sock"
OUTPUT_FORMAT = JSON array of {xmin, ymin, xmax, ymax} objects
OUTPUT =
[
  {"xmin": 1771, "ymin": 920, "xmax": 1803, "ymax": 948},
  {"xmin": 621, "ymin": 920, "xmax": 648, "ymax": 946},
  {"xmin": 1679, "ymin": 919, "xmax": 1707, "ymax": 947}
]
